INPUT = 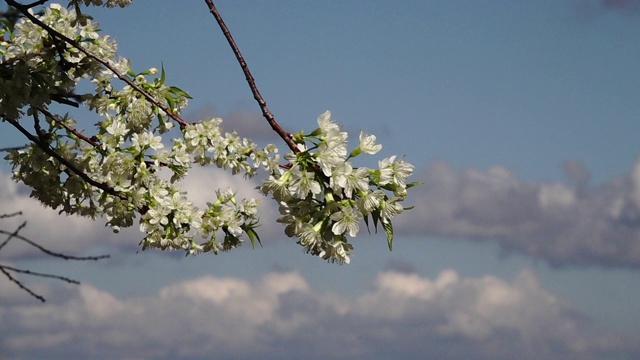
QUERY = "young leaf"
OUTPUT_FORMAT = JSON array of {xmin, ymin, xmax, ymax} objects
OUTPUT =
[
  {"xmin": 159, "ymin": 63, "xmax": 166, "ymax": 86},
  {"xmin": 371, "ymin": 209, "xmax": 380, "ymax": 232},
  {"xmin": 169, "ymin": 86, "xmax": 193, "ymax": 99},
  {"xmin": 406, "ymin": 181, "xmax": 422, "ymax": 189},
  {"xmin": 363, "ymin": 213, "xmax": 371, "ymax": 234},
  {"xmin": 246, "ymin": 227, "xmax": 262, "ymax": 248},
  {"xmin": 383, "ymin": 221, "xmax": 394, "ymax": 251}
]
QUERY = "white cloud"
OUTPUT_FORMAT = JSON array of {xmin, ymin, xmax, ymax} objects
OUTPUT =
[
  {"xmin": 0, "ymin": 270, "xmax": 634, "ymax": 360},
  {"xmin": 397, "ymin": 157, "xmax": 640, "ymax": 268}
]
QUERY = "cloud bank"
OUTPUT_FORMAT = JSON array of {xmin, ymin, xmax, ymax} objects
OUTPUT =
[
  {"xmin": 397, "ymin": 157, "xmax": 640, "ymax": 268},
  {"xmin": 0, "ymin": 269, "xmax": 634, "ymax": 360}
]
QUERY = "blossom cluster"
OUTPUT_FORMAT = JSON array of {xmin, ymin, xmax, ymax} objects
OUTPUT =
[
  {"xmin": 1, "ymin": 3, "xmax": 416, "ymax": 263},
  {"xmin": 259, "ymin": 111, "xmax": 415, "ymax": 263}
]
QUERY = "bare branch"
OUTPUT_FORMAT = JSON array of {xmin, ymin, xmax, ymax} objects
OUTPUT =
[
  {"xmin": 0, "ymin": 220, "xmax": 25, "ymax": 252},
  {"xmin": 0, "ymin": 211, "xmax": 22, "ymax": 218},
  {"xmin": 0, "ymin": 212, "xmax": 110, "ymax": 302},
  {"xmin": 0, "ymin": 266, "xmax": 45, "ymax": 302},
  {"xmin": 203, "ymin": 0, "xmax": 299, "ymax": 154},
  {"xmin": 1, "ymin": 264, "xmax": 80, "ymax": 284}
]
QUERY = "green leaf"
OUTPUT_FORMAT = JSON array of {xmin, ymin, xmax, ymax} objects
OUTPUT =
[
  {"xmin": 246, "ymin": 227, "xmax": 262, "ymax": 248},
  {"xmin": 371, "ymin": 209, "xmax": 380, "ymax": 232},
  {"xmin": 383, "ymin": 221, "xmax": 394, "ymax": 251},
  {"xmin": 406, "ymin": 181, "xmax": 422, "ymax": 189},
  {"xmin": 363, "ymin": 214, "xmax": 371, "ymax": 234},
  {"xmin": 169, "ymin": 86, "xmax": 193, "ymax": 99},
  {"xmin": 165, "ymin": 94, "xmax": 176, "ymax": 111},
  {"xmin": 158, "ymin": 62, "xmax": 167, "ymax": 85}
]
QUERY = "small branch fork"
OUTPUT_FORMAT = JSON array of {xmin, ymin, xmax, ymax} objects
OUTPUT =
[{"xmin": 0, "ymin": 212, "xmax": 109, "ymax": 302}]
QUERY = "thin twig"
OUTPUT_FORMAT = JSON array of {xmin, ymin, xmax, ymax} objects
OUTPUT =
[
  {"xmin": 0, "ymin": 221, "xmax": 25, "ymax": 252},
  {"xmin": 0, "ymin": 212, "xmax": 23, "ymax": 218},
  {"xmin": 38, "ymin": 107, "xmax": 99, "ymax": 147},
  {"xmin": 0, "ymin": 228, "xmax": 110, "ymax": 261},
  {"xmin": 0, "ymin": 266, "xmax": 45, "ymax": 302},
  {"xmin": 203, "ymin": 0, "xmax": 299, "ymax": 154},
  {"xmin": 1, "ymin": 264, "xmax": 80, "ymax": 284}
]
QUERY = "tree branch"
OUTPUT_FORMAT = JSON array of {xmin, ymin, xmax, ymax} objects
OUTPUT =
[{"xmin": 203, "ymin": 0, "xmax": 300, "ymax": 154}]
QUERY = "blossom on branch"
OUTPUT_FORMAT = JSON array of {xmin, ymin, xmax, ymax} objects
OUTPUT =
[{"xmin": 0, "ymin": 2, "xmax": 417, "ymax": 264}]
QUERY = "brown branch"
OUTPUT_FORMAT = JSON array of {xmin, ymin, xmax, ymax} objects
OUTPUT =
[
  {"xmin": 50, "ymin": 93, "xmax": 82, "ymax": 108},
  {"xmin": 38, "ymin": 107, "xmax": 99, "ymax": 147},
  {"xmin": 203, "ymin": 0, "xmax": 299, "ymax": 154},
  {"xmin": 6, "ymin": 0, "xmax": 191, "ymax": 130}
]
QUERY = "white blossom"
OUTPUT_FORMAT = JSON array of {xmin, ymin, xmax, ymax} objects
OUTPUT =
[
  {"xmin": 330, "ymin": 205, "xmax": 362, "ymax": 237},
  {"xmin": 357, "ymin": 130, "xmax": 382, "ymax": 155}
]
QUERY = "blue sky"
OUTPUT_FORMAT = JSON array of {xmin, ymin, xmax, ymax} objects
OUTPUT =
[{"xmin": 2, "ymin": 1, "xmax": 640, "ymax": 359}]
